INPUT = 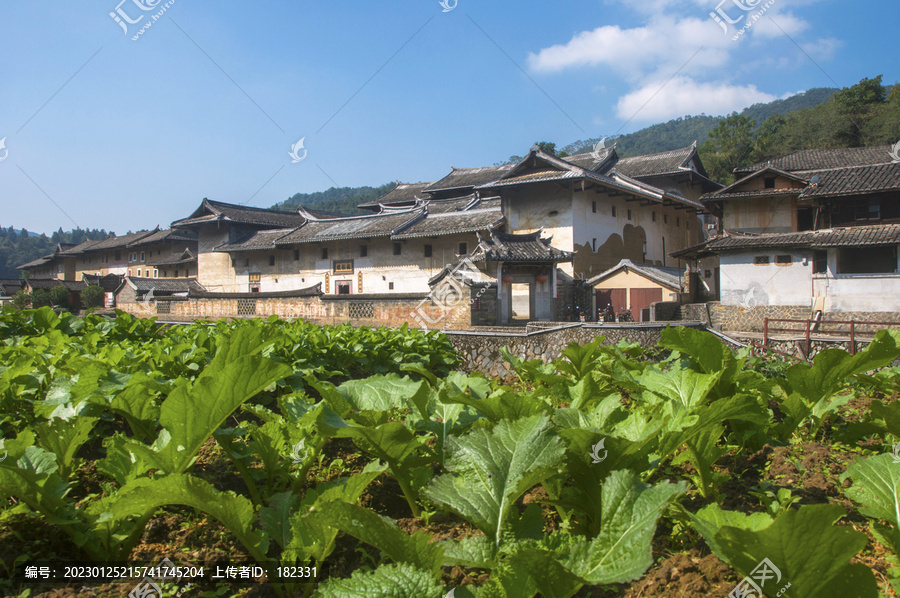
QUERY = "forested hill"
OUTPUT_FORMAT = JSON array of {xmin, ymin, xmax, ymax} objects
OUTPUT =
[
  {"xmin": 559, "ymin": 87, "xmax": 838, "ymax": 158},
  {"xmin": 0, "ymin": 226, "xmax": 111, "ymax": 279},
  {"xmin": 271, "ymin": 183, "xmax": 396, "ymax": 215}
]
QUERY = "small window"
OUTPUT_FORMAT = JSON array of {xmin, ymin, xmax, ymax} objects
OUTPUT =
[
  {"xmin": 705, "ymin": 270, "xmax": 712, "ymax": 278},
  {"xmin": 388, "ymin": 282, "xmax": 394, "ymax": 290},
  {"xmin": 611, "ymin": 206, "xmax": 617, "ymax": 217},
  {"xmin": 154, "ymin": 269, "xmax": 158, "ymax": 278},
  {"xmin": 175, "ymin": 270, "xmax": 179, "ymax": 277},
  {"xmin": 137, "ymin": 269, "xmax": 141, "ymax": 277},
  {"xmin": 459, "ymin": 242, "xmax": 467, "ymax": 255},
  {"xmin": 269, "ymin": 255, "xmax": 275, "ymax": 266},
  {"xmin": 838, "ymin": 246, "xmax": 897, "ymax": 274},
  {"xmin": 424, "ymin": 244, "xmax": 432, "ymax": 258},
  {"xmin": 360, "ymin": 245, "xmax": 368, "ymax": 257},
  {"xmin": 337, "ymin": 281, "xmax": 351, "ymax": 295},
  {"xmin": 592, "ymin": 201, "xmax": 597, "ymax": 213},
  {"xmin": 592, "ymin": 238, "xmax": 597, "ymax": 251},
  {"xmin": 393, "ymin": 242, "xmax": 402, "ymax": 255},
  {"xmin": 245, "ymin": 258, "xmax": 250, "ymax": 267},
  {"xmin": 664, "ymin": 214, "xmax": 668, "ymax": 224},
  {"xmin": 627, "ymin": 209, "xmax": 632, "ymax": 220},
  {"xmin": 321, "ymin": 247, "xmax": 328, "ymax": 260},
  {"xmin": 115, "ymin": 251, "xmax": 121, "ymax": 261},
  {"xmin": 294, "ymin": 249, "xmax": 300, "ymax": 261},
  {"xmin": 652, "ymin": 211, "xmax": 656, "ymax": 222},
  {"xmin": 775, "ymin": 255, "xmax": 792, "ymax": 265},
  {"xmin": 140, "ymin": 251, "xmax": 145, "ymax": 262},
  {"xmin": 676, "ymin": 217, "xmax": 680, "ymax": 227},
  {"xmin": 813, "ymin": 250, "xmax": 827, "ymax": 274},
  {"xmin": 333, "ymin": 260, "xmax": 353, "ymax": 274},
  {"xmin": 128, "ymin": 269, "xmax": 132, "ymax": 276},
  {"xmin": 764, "ymin": 177, "xmax": 776, "ymax": 189},
  {"xmin": 754, "ymin": 256, "xmax": 770, "ymax": 265}
]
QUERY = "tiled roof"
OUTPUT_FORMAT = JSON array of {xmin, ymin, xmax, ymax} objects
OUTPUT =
[
  {"xmin": 127, "ymin": 228, "xmax": 198, "ymax": 247},
  {"xmin": 172, "ymin": 199, "xmax": 309, "ymax": 229},
  {"xmin": 0, "ymin": 279, "xmax": 24, "ymax": 296},
  {"xmin": 684, "ymin": 224, "xmax": 900, "ymax": 253},
  {"xmin": 358, "ymin": 182, "xmax": 432, "ymax": 209},
  {"xmin": 424, "ymin": 164, "xmax": 514, "ymax": 193},
  {"xmin": 562, "ymin": 145, "xmax": 617, "ymax": 171},
  {"xmin": 26, "ymin": 279, "xmax": 86, "ymax": 291},
  {"xmin": 586, "ymin": 259, "xmax": 682, "ymax": 290},
  {"xmin": 17, "ymin": 255, "xmax": 54, "ymax": 269},
  {"xmin": 57, "ymin": 239, "xmax": 103, "ymax": 256},
  {"xmin": 737, "ymin": 145, "xmax": 895, "ymax": 175},
  {"xmin": 215, "ymin": 229, "xmax": 297, "ymax": 252},
  {"xmin": 88, "ymin": 230, "xmax": 158, "ymax": 251},
  {"xmin": 392, "ymin": 208, "xmax": 505, "ymax": 239},
  {"xmin": 612, "ymin": 145, "xmax": 699, "ymax": 178},
  {"xmin": 147, "ymin": 249, "xmax": 198, "ymax": 266},
  {"xmin": 420, "ymin": 195, "xmax": 480, "ymax": 214},
  {"xmin": 473, "ymin": 230, "xmax": 574, "ymax": 263},
  {"xmin": 191, "ymin": 284, "xmax": 322, "ymax": 299},
  {"xmin": 274, "ymin": 210, "xmax": 424, "ymax": 245},
  {"xmin": 798, "ymin": 163, "xmax": 900, "ymax": 198},
  {"xmin": 126, "ymin": 277, "xmax": 206, "ymax": 293},
  {"xmin": 82, "ymin": 273, "xmax": 123, "ymax": 292}
]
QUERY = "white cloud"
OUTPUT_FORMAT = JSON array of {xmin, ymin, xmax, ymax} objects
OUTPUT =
[
  {"xmin": 750, "ymin": 11, "xmax": 811, "ymax": 38},
  {"xmin": 800, "ymin": 37, "xmax": 842, "ymax": 61},
  {"xmin": 527, "ymin": 17, "xmax": 730, "ymax": 77},
  {"xmin": 615, "ymin": 76, "xmax": 778, "ymax": 122}
]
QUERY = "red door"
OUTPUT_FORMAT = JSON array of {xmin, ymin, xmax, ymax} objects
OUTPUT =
[
  {"xmin": 596, "ymin": 288, "xmax": 627, "ymax": 320},
  {"xmin": 630, "ymin": 288, "xmax": 663, "ymax": 322}
]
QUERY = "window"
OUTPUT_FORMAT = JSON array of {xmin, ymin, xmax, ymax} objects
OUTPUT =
[
  {"xmin": 592, "ymin": 238, "xmax": 597, "ymax": 251},
  {"xmin": 153, "ymin": 269, "xmax": 158, "ymax": 278},
  {"xmin": 294, "ymin": 249, "xmax": 300, "ymax": 261},
  {"xmin": 813, "ymin": 250, "xmax": 828, "ymax": 274},
  {"xmin": 269, "ymin": 255, "xmax": 275, "ymax": 266},
  {"xmin": 174, "ymin": 270, "xmax": 179, "ymax": 277},
  {"xmin": 753, "ymin": 256, "xmax": 770, "ymax": 265},
  {"xmin": 321, "ymin": 247, "xmax": 328, "ymax": 259},
  {"xmin": 245, "ymin": 258, "xmax": 250, "ymax": 267},
  {"xmin": 592, "ymin": 201, "xmax": 597, "ymax": 213},
  {"xmin": 775, "ymin": 255, "xmax": 792, "ymax": 266},
  {"xmin": 705, "ymin": 270, "xmax": 712, "ymax": 278},
  {"xmin": 337, "ymin": 281, "xmax": 351, "ymax": 295},
  {"xmin": 459, "ymin": 242, "xmax": 467, "ymax": 255},
  {"xmin": 676, "ymin": 217, "xmax": 680, "ymax": 227},
  {"xmin": 652, "ymin": 211, "xmax": 656, "ymax": 222},
  {"xmin": 140, "ymin": 251, "xmax": 145, "ymax": 262},
  {"xmin": 611, "ymin": 206, "xmax": 617, "ymax": 217},
  {"xmin": 837, "ymin": 246, "xmax": 897, "ymax": 274},
  {"xmin": 424, "ymin": 244, "xmax": 432, "ymax": 258},
  {"xmin": 393, "ymin": 242, "xmax": 402, "ymax": 255},
  {"xmin": 137, "ymin": 269, "xmax": 142, "ymax": 277},
  {"xmin": 128, "ymin": 269, "xmax": 132, "ymax": 276},
  {"xmin": 388, "ymin": 282, "xmax": 394, "ymax": 290},
  {"xmin": 333, "ymin": 260, "xmax": 354, "ymax": 274},
  {"xmin": 627, "ymin": 209, "xmax": 632, "ymax": 220},
  {"xmin": 114, "ymin": 251, "xmax": 121, "ymax": 261},
  {"xmin": 664, "ymin": 214, "xmax": 668, "ymax": 224},
  {"xmin": 360, "ymin": 245, "xmax": 367, "ymax": 257},
  {"xmin": 764, "ymin": 177, "xmax": 776, "ymax": 189}
]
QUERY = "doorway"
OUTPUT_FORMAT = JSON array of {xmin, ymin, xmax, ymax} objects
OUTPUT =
[{"xmin": 510, "ymin": 283, "xmax": 531, "ymax": 323}]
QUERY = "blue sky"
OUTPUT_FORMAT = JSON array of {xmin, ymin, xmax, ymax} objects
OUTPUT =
[{"xmin": 0, "ymin": 0, "xmax": 896, "ymax": 235}]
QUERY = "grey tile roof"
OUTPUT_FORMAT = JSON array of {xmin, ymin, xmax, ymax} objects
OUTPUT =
[
  {"xmin": 424, "ymin": 164, "xmax": 514, "ymax": 193},
  {"xmin": 127, "ymin": 228, "xmax": 198, "ymax": 247},
  {"xmin": 126, "ymin": 277, "xmax": 206, "ymax": 293},
  {"xmin": 798, "ymin": 163, "xmax": 900, "ymax": 198},
  {"xmin": 191, "ymin": 284, "xmax": 321, "ymax": 299},
  {"xmin": 88, "ymin": 230, "xmax": 159, "ymax": 251},
  {"xmin": 611, "ymin": 145, "xmax": 699, "ymax": 178},
  {"xmin": 26, "ymin": 279, "xmax": 87, "ymax": 291},
  {"xmin": 57, "ymin": 239, "xmax": 104, "ymax": 256},
  {"xmin": 82, "ymin": 273, "xmax": 123, "ymax": 291},
  {"xmin": 215, "ymin": 229, "xmax": 297, "ymax": 252},
  {"xmin": 392, "ymin": 208, "xmax": 505, "ymax": 239},
  {"xmin": 688, "ymin": 224, "xmax": 900, "ymax": 253},
  {"xmin": 586, "ymin": 259, "xmax": 682, "ymax": 290},
  {"xmin": 358, "ymin": 182, "xmax": 433, "ymax": 209},
  {"xmin": 17, "ymin": 255, "xmax": 54, "ymax": 269},
  {"xmin": 172, "ymin": 199, "xmax": 309, "ymax": 229},
  {"xmin": 737, "ymin": 145, "xmax": 895, "ymax": 175},
  {"xmin": 473, "ymin": 230, "xmax": 574, "ymax": 263},
  {"xmin": 275, "ymin": 210, "xmax": 424, "ymax": 244},
  {"xmin": 563, "ymin": 146, "xmax": 617, "ymax": 171},
  {"xmin": 147, "ymin": 249, "xmax": 198, "ymax": 266},
  {"xmin": 0, "ymin": 279, "xmax": 24, "ymax": 296}
]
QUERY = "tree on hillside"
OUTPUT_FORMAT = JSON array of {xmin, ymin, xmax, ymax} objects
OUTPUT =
[{"xmin": 700, "ymin": 113, "xmax": 756, "ymax": 183}]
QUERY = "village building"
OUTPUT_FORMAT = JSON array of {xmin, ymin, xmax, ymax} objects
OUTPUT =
[{"xmin": 674, "ymin": 145, "xmax": 900, "ymax": 330}]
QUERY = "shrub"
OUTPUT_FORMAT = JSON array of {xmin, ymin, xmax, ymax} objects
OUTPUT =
[
  {"xmin": 81, "ymin": 285, "xmax": 105, "ymax": 309},
  {"xmin": 31, "ymin": 289, "xmax": 52, "ymax": 308},
  {"xmin": 49, "ymin": 286, "xmax": 70, "ymax": 309},
  {"xmin": 12, "ymin": 290, "xmax": 30, "ymax": 309}
]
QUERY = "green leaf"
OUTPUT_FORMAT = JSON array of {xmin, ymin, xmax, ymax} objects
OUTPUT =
[
  {"xmin": 684, "ymin": 503, "xmax": 773, "ymax": 561},
  {"xmin": 425, "ymin": 415, "xmax": 564, "ymax": 547},
  {"xmin": 311, "ymin": 500, "xmax": 444, "ymax": 575},
  {"xmin": 312, "ymin": 562, "xmax": 443, "ymax": 598},
  {"xmin": 336, "ymin": 375, "xmax": 427, "ymax": 412},
  {"xmin": 34, "ymin": 415, "xmax": 98, "ymax": 479},
  {"xmin": 843, "ymin": 453, "xmax": 900, "ymax": 560},
  {"xmin": 716, "ymin": 504, "xmax": 877, "ymax": 598}
]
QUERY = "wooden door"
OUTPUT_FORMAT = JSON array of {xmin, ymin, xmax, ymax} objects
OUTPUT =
[
  {"xmin": 629, "ymin": 288, "xmax": 663, "ymax": 322},
  {"xmin": 596, "ymin": 288, "xmax": 627, "ymax": 319}
]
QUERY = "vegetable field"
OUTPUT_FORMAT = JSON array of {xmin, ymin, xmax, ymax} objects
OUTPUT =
[{"xmin": 2, "ymin": 307, "xmax": 900, "ymax": 598}]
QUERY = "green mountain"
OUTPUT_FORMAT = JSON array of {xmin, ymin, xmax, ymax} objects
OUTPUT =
[
  {"xmin": 0, "ymin": 226, "xmax": 111, "ymax": 279},
  {"xmin": 271, "ymin": 183, "xmax": 396, "ymax": 215}
]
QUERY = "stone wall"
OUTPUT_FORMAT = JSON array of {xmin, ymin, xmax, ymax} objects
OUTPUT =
[
  {"xmin": 650, "ymin": 301, "xmax": 679, "ymax": 322},
  {"xmin": 446, "ymin": 322, "xmax": 705, "ymax": 379}
]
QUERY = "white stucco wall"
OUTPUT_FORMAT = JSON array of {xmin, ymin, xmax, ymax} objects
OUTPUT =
[{"xmin": 719, "ymin": 250, "xmax": 813, "ymax": 307}]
